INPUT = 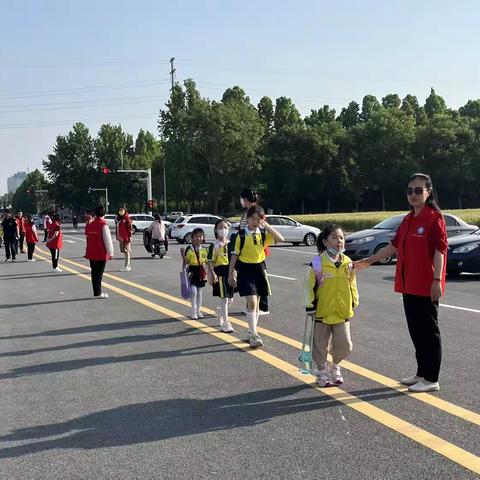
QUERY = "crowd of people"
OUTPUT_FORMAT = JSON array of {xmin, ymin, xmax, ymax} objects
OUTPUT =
[{"xmin": 1, "ymin": 174, "xmax": 448, "ymax": 393}]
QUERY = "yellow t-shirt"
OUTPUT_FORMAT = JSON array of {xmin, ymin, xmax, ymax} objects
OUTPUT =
[
  {"xmin": 207, "ymin": 242, "xmax": 229, "ymax": 267},
  {"xmin": 185, "ymin": 246, "xmax": 208, "ymax": 266},
  {"xmin": 233, "ymin": 229, "xmax": 273, "ymax": 264}
]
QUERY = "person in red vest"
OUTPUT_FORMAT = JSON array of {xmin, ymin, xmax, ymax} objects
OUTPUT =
[
  {"xmin": 85, "ymin": 205, "xmax": 114, "ymax": 299},
  {"xmin": 116, "ymin": 206, "xmax": 132, "ymax": 272},
  {"xmin": 25, "ymin": 214, "xmax": 39, "ymax": 262},
  {"xmin": 355, "ymin": 173, "xmax": 447, "ymax": 393},
  {"xmin": 46, "ymin": 213, "xmax": 63, "ymax": 272},
  {"xmin": 15, "ymin": 210, "xmax": 26, "ymax": 254}
]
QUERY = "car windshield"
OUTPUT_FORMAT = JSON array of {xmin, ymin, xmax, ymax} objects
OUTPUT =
[
  {"xmin": 373, "ymin": 215, "xmax": 405, "ymax": 230},
  {"xmin": 174, "ymin": 217, "xmax": 185, "ymax": 224}
]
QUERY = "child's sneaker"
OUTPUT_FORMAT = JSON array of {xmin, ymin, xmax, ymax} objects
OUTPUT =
[
  {"xmin": 244, "ymin": 331, "xmax": 252, "ymax": 343},
  {"xmin": 331, "ymin": 364, "xmax": 344, "ymax": 385},
  {"xmin": 197, "ymin": 311, "xmax": 204, "ymax": 319},
  {"xmin": 221, "ymin": 321, "xmax": 234, "ymax": 333},
  {"xmin": 249, "ymin": 332, "xmax": 264, "ymax": 348},
  {"xmin": 316, "ymin": 364, "xmax": 333, "ymax": 387}
]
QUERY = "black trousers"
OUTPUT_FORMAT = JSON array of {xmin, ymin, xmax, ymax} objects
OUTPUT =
[
  {"xmin": 43, "ymin": 229, "xmax": 48, "ymax": 242},
  {"xmin": 27, "ymin": 242, "xmax": 36, "ymax": 260},
  {"xmin": 403, "ymin": 294, "xmax": 442, "ymax": 383},
  {"xmin": 49, "ymin": 248, "xmax": 59, "ymax": 269},
  {"xmin": 4, "ymin": 237, "xmax": 16, "ymax": 260},
  {"xmin": 90, "ymin": 260, "xmax": 106, "ymax": 297},
  {"xmin": 19, "ymin": 232, "xmax": 25, "ymax": 252}
]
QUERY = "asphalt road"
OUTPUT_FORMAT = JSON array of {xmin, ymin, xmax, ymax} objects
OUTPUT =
[{"xmin": 1, "ymin": 226, "xmax": 479, "ymax": 479}]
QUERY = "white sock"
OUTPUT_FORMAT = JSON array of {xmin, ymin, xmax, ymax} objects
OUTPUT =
[
  {"xmin": 253, "ymin": 309, "xmax": 259, "ymax": 332},
  {"xmin": 196, "ymin": 287, "xmax": 203, "ymax": 314},
  {"xmin": 190, "ymin": 286, "xmax": 198, "ymax": 316},
  {"xmin": 220, "ymin": 298, "xmax": 229, "ymax": 325},
  {"xmin": 124, "ymin": 252, "xmax": 130, "ymax": 268},
  {"xmin": 246, "ymin": 311, "xmax": 256, "ymax": 334}
]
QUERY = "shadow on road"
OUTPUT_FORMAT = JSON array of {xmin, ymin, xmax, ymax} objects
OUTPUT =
[
  {"xmin": 0, "ymin": 298, "xmax": 92, "ymax": 309},
  {"xmin": 0, "ymin": 385, "xmax": 402, "ymax": 459}
]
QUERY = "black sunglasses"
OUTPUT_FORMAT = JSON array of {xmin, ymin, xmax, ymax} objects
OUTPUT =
[{"xmin": 407, "ymin": 187, "xmax": 428, "ymax": 196}]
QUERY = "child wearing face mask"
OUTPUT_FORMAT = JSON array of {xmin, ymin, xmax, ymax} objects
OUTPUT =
[
  {"xmin": 207, "ymin": 219, "xmax": 235, "ymax": 333},
  {"xmin": 304, "ymin": 224, "xmax": 359, "ymax": 387}
]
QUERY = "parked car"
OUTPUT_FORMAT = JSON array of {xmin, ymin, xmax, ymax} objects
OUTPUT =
[
  {"xmin": 32, "ymin": 216, "xmax": 43, "ymax": 229},
  {"xmin": 230, "ymin": 215, "xmax": 320, "ymax": 246},
  {"xmin": 104, "ymin": 214, "xmax": 117, "ymax": 229},
  {"xmin": 168, "ymin": 211, "xmax": 184, "ymax": 221},
  {"xmin": 447, "ymin": 229, "xmax": 480, "ymax": 276},
  {"xmin": 170, "ymin": 214, "xmax": 228, "ymax": 243},
  {"xmin": 345, "ymin": 213, "xmax": 478, "ymax": 264}
]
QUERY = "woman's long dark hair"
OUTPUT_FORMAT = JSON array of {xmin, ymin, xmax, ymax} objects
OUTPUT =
[{"xmin": 408, "ymin": 173, "xmax": 441, "ymax": 212}]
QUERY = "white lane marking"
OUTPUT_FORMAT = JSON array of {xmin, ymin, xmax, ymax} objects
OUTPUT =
[
  {"xmin": 274, "ymin": 247, "xmax": 314, "ymax": 255},
  {"xmin": 440, "ymin": 303, "xmax": 480, "ymax": 314},
  {"xmin": 268, "ymin": 274, "xmax": 297, "ymax": 281},
  {"xmin": 65, "ymin": 240, "xmax": 75, "ymax": 244},
  {"xmin": 64, "ymin": 234, "xmax": 86, "ymax": 242}
]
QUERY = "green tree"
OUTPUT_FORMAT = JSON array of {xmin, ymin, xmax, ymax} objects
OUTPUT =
[
  {"xmin": 424, "ymin": 87, "xmax": 447, "ymax": 118},
  {"xmin": 338, "ymin": 101, "xmax": 360, "ymax": 128},
  {"xmin": 273, "ymin": 97, "xmax": 303, "ymax": 132},
  {"xmin": 382, "ymin": 94, "xmax": 401, "ymax": 109}
]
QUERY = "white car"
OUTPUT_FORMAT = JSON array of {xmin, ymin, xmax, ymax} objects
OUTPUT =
[
  {"xmin": 231, "ymin": 215, "xmax": 320, "ymax": 246},
  {"xmin": 170, "ymin": 214, "xmax": 227, "ymax": 243},
  {"xmin": 104, "ymin": 214, "xmax": 117, "ymax": 228},
  {"xmin": 129, "ymin": 214, "xmax": 171, "ymax": 234}
]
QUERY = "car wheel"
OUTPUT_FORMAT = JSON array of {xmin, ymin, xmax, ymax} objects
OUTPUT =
[
  {"xmin": 447, "ymin": 269, "xmax": 462, "ymax": 278},
  {"xmin": 374, "ymin": 243, "xmax": 393, "ymax": 264},
  {"xmin": 304, "ymin": 233, "xmax": 317, "ymax": 247},
  {"xmin": 132, "ymin": 225, "xmax": 138, "ymax": 234},
  {"xmin": 176, "ymin": 238, "xmax": 183, "ymax": 244},
  {"xmin": 183, "ymin": 232, "xmax": 193, "ymax": 244},
  {"xmin": 292, "ymin": 242, "xmax": 301, "ymax": 246}
]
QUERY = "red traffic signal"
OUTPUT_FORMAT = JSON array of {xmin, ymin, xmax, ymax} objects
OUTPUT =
[
  {"xmin": 147, "ymin": 200, "xmax": 154, "ymax": 209},
  {"xmin": 102, "ymin": 167, "xmax": 111, "ymax": 175},
  {"xmin": 26, "ymin": 188, "xmax": 33, "ymax": 195}
]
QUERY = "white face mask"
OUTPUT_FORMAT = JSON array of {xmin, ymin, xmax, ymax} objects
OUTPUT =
[
  {"xmin": 217, "ymin": 227, "xmax": 229, "ymax": 239},
  {"xmin": 240, "ymin": 198, "xmax": 246, "ymax": 208}
]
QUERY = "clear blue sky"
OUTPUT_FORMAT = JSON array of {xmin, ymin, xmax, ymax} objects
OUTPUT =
[{"xmin": 1, "ymin": 0, "xmax": 479, "ymax": 194}]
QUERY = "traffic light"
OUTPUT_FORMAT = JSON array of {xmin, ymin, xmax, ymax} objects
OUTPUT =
[
  {"xmin": 147, "ymin": 200, "xmax": 154, "ymax": 210},
  {"xmin": 102, "ymin": 167, "xmax": 111, "ymax": 175}
]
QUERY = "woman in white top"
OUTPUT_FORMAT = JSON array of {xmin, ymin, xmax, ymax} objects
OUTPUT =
[{"xmin": 148, "ymin": 213, "xmax": 167, "ymax": 258}]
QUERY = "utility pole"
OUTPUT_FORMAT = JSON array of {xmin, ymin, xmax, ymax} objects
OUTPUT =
[
  {"xmin": 169, "ymin": 57, "xmax": 176, "ymax": 92},
  {"xmin": 88, "ymin": 187, "xmax": 109, "ymax": 213}
]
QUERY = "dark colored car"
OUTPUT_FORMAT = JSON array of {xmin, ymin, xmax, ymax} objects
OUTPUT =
[
  {"xmin": 447, "ymin": 229, "xmax": 480, "ymax": 277},
  {"xmin": 346, "ymin": 213, "xmax": 478, "ymax": 264}
]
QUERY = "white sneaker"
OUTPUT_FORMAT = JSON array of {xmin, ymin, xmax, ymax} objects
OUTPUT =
[
  {"xmin": 408, "ymin": 380, "xmax": 440, "ymax": 393},
  {"xmin": 243, "ymin": 309, "xmax": 249, "ymax": 315},
  {"xmin": 259, "ymin": 310, "xmax": 270, "ymax": 316},
  {"xmin": 221, "ymin": 322, "xmax": 235, "ymax": 333},
  {"xmin": 197, "ymin": 311, "xmax": 204, "ymax": 319},
  {"xmin": 95, "ymin": 293, "xmax": 109, "ymax": 299},
  {"xmin": 249, "ymin": 332, "xmax": 264, "ymax": 348},
  {"xmin": 244, "ymin": 331, "xmax": 252, "ymax": 343},
  {"xmin": 28, "ymin": 259, "xmax": 36, "ymax": 262},
  {"xmin": 53, "ymin": 267, "xmax": 62, "ymax": 272},
  {"xmin": 190, "ymin": 310, "xmax": 198, "ymax": 320},
  {"xmin": 400, "ymin": 375, "xmax": 424, "ymax": 386},
  {"xmin": 331, "ymin": 364, "xmax": 344, "ymax": 385},
  {"xmin": 316, "ymin": 364, "xmax": 333, "ymax": 387}
]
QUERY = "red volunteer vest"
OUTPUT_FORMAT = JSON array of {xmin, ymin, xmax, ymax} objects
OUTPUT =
[
  {"xmin": 25, "ymin": 222, "xmax": 38, "ymax": 243},
  {"xmin": 392, "ymin": 206, "xmax": 447, "ymax": 297},
  {"xmin": 16, "ymin": 217, "xmax": 26, "ymax": 233},
  {"xmin": 47, "ymin": 221, "xmax": 63, "ymax": 249},
  {"xmin": 85, "ymin": 218, "xmax": 109, "ymax": 261}
]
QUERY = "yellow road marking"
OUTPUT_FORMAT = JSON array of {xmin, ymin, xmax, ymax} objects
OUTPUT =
[
  {"xmin": 39, "ymin": 248, "xmax": 480, "ymax": 428},
  {"xmin": 32, "ymin": 251, "xmax": 480, "ymax": 475}
]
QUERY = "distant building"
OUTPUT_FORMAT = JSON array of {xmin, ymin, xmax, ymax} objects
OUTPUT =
[{"xmin": 7, "ymin": 171, "xmax": 27, "ymax": 194}]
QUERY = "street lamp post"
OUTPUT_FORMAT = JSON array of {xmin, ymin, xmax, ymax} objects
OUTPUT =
[{"xmin": 88, "ymin": 187, "xmax": 109, "ymax": 213}]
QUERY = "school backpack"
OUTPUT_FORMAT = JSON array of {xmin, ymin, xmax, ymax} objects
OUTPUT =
[{"xmin": 227, "ymin": 229, "xmax": 267, "ymax": 259}]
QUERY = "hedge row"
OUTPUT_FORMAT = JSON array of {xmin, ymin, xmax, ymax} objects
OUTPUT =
[{"xmin": 289, "ymin": 209, "xmax": 480, "ymax": 232}]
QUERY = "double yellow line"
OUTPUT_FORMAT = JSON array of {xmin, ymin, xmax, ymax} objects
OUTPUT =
[{"xmin": 33, "ymin": 249, "xmax": 480, "ymax": 475}]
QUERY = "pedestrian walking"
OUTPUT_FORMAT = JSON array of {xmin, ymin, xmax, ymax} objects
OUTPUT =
[
  {"xmin": 355, "ymin": 173, "xmax": 447, "ymax": 393},
  {"xmin": 304, "ymin": 224, "xmax": 359, "ymax": 387},
  {"xmin": 228, "ymin": 206, "xmax": 284, "ymax": 348},
  {"xmin": 116, "ymin": 207, "xmax": 132, "ymax": 271},
  {"xmin": 148, "ymin": 213, "xmax": 167, "ymax": 258},
  {"xmin": 181, "ymin": 228, "xmax": 208, "ymax": 320},
  {"xmin": 25, "ymin": 214, "xmax": 39, "ymax": 262},
  {"xmin": 237, "ymin": 189, "xmax": 270, "ymax": 315},
  {"xmin": 42, "ymin": 212, "xmax": 52, "ymax": 242},
  {"xmin": 207, "ymin": 219, "xmax": 235, "ymax": 333},
  {"xmin": 85, "ymin": 205, "xmax": 114, "ymax": 299},
  {"xmin": 15, "ymin": 210, "xmax": 26, "ymax": 254},
  {"xmin": 72, "ymin": 215, "xmax": 79, "ymax": 229},
  {"xmin": 46, "ymin": 213, "xmax": 63, "ymax": 272},
  {"xmin": 1, "ymin": 210, "xmax": 19, "ymax": 262}
]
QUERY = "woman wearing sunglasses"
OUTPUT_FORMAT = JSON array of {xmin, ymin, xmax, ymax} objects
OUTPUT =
[{"xmin": 355, "ymin": 173, "xmax": 447, "ymax": 393}]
